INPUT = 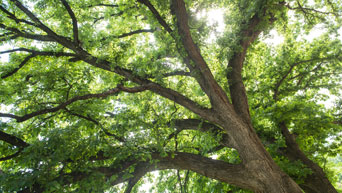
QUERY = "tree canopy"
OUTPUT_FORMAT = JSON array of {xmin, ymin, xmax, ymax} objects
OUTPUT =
[{"xmin": 0, "ymin": 0, "xmax": 342, "ymax": 192}]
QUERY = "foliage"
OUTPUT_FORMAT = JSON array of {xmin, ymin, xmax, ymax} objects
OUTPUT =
[{"xmin": 0, "ymin": 0, "xmax": 342, "ymax": 192}]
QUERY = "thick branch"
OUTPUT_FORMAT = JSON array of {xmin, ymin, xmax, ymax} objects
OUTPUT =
[
  {"xmin": 10, "ymin": 0, "xmax": 63, "ymax": 40},
  {"xmin": 61, "ymin": 152, "xmax": 249, "ymax": 191},
  {"xmin": 0, "ymin": 85, "xmax": 147, "ymax": 123},
  {"xmin": 124, "ymin": 171, "xmax": 143, "ymax": 193},
  {"xmin": 168, "ymin": 119, "xmax": 233, "ymax": 148},
  {"xmin": 227, "ymin": 13, "xmax": 265, "ymax": 125},
  {"xmin": 0, "ymin": 130, "xmax": 29, "ymax": 147},
  {"xmin": 1, "ymin": 44, "xmax": 212, "ymax": 123},
  {"xmin": 279, "ymin": 122, "xmax": 338, "ymax": 193},
  {"xmin": 101, "ymin": 66, "xmax": 216, "ymax": 122},
  {"xmin": 10, "ymin": 0, "xmax": 60, "ymax": 38},
  {"xmin": 125, "ymin": 152, "xmax": 248, "ymax": 189},
  {"xmin": 71, "ymin": 50, "xmax": 205, "ymax": 120},
  {"xmin": 60, "ymin": 0, "xmax": 79, "ymax": 44},
  {"xmin": 171, "ymin": 0, "xmax": 231, "ymax": 109}
]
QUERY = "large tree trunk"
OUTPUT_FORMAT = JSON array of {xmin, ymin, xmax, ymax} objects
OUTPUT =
[
  {"xmin": 214, "ymin": 108, "xmax": 303, "ymax": 192},
  {"xmin": 171, "ymin": 0, "xmax": 322, "ymax": 192}
]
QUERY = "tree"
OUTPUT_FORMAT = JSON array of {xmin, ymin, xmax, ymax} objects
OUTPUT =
[{"xmin": 0, "ymin": 0, "xmax": 341, "ymax": 192}]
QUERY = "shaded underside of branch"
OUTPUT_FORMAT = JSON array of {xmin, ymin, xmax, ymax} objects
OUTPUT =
[
  {"xmin": 168, "ymin": 119, "xmax": 234, "ymax": 148},
  {"xmin": 58, "ymin": 152, "xmax": 249, "ymax": 191}
]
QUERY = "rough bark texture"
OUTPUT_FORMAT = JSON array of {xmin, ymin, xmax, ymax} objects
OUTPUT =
[
  {"xmin": 215, "ymin": 114, "xmax": 303, "ymax": 192},
  {"xmin": 280, "ymin": 122, "xmax": 338, "ymax": 193},
  {"xmin": 170, "ymin": 1, "xmax": 303, "ymax": 191},
  {"xmin": 227, "ymin": 14, "xmax": 263, "ymax": 126}
]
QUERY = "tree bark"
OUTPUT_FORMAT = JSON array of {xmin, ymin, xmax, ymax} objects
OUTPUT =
[
  {"xmin": 215, "ymin": 112, "xmax": 303, "ymax": 193},
  {"xmin": 280, "ymin": 122, "xmax": 338, "ymax": 193},
  {"xmin": 171, "ymin": 0, "xmax": 303, "ymax": 192}
]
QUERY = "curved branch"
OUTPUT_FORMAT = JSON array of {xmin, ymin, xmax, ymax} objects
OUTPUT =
[
  {"xmin": 0, "ymin": 130, "xmax": 28, "ymax": 161},
  {"xmin": 0, "ymin": 49, "xmax": 76, "ymax": 79},
  {"xmin": 103, "ymin": 66, "xmax": 216, "ymax": 122},
  {"xmin": 284, "ymin": 2, "xmax": 340, "ymax": 17},
  {"xmin": 65, "ymin": 109, "xmax": 125, "ymax": 142},
  {"xmin": 137, "ymin": 0, "xmax": 173, "ymax": 33},
  {"xmin": 1, "ymin": 54, "xmax": 34, "ymax": 79},
  {"xmin": 60, "ymin": 0, "xmax": 79, "ymax": 44},
  {"xmin": 0, "ymin": 149, "xmax": 23, "ymax": 161},
  {"xmin": 0, "ymin": 48, "xmax": 76, "ymax": 57},
  {"xmin": 4, "ymin": 0, "xmax": 214, "ymax": 123},
  {"xmin": 124, "ymin": 172, "xmax": 143, "ymax": 193},
  {"xmin": 0, "ymin": 33, "xmax": 212, "ymax": 123},
  {"xmin": 59, "ymin": 152, "xmax": 249, "ymax": 191},
  {"xmin": 0, "ymin": 85, "xmax": 147, "ymax": 123}
]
